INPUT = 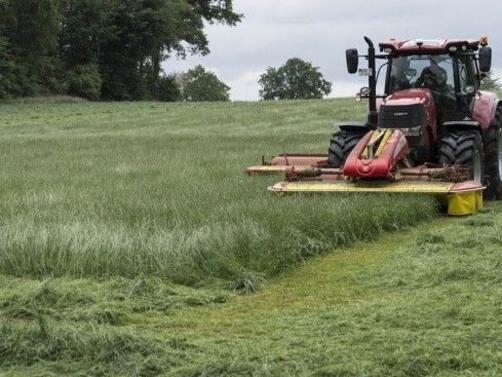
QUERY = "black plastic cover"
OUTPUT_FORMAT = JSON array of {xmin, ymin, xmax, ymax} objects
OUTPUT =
[
  {"xmin": 338, "ymin": 122, "xmax": 371, "ymax": 133},
  {"xmin": 377, "ymin": 103, "xmax": 425, "ymax": 129}
]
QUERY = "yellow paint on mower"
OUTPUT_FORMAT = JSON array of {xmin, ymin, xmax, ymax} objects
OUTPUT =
[
  {"xmin": 375, "ymin": 129, "xmax": 393, "ymax": 158},
  {"xmin": 245, "ymin": 165, "xmax": 295, "ymax": 174},
  {"xmin": 269, "ymin": 181, "xmax": 456, "ymax": 194},
  {"xmin": 269, "ymin": 180, "xmax": 484, "ymax": 216},
  {"xmin": 447, "ymin": 191, "xmax": 483, "ymax": 216},
  {"xmin": 360, "ymin": 129, "xmax": 392, "ymax": 159}
]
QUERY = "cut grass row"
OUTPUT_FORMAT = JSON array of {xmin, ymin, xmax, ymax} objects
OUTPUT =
[
  {"xmin": 2, "ymin": 206, "xmax": 502, "ymax": 376},
  {"xmin": 0, "ymin": 99, "xmax": 437, "ymax": 287}
]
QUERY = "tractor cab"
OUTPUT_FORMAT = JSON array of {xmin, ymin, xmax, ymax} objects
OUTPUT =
[
  {"xmin": 348, "ymin": 38, "xmax": 493, "ymax": 130},
  {"xmin": 387, "ymin": 53, "xmax": 472, "ymax": 123},
  {"xmin": 380, "ymin": 39, "xmax": 490, "ymax": 125}
]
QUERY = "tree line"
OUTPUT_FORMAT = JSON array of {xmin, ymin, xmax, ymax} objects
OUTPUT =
[
  {"xmin": 0, "ymin": 0, "xmax": 240, "ymax": 101},
  {"xmin": 0, "ymin": 0, "xmax": 333, "ymax": 102},
  {"xmin": 133, "ymin": 58, "xmax": 334, "ymax": 102},
  {"xmin": 0, "ymin": 0, "xmax": 416, "ymax": 103},
  {"xmin": 3, "ymin": 1, "xmax": 495, "ymax": 102}
]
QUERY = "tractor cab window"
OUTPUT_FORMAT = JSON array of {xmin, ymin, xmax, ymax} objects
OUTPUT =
[
  {"xmin": 458, "ymin": 59, "xmax": 469, "ymax": 93},
  {"xmin": 458, "ymin": 56, "xmax": 476, "ymax": 94},
  {"xmin": 389, "ymin": 54, "xmax": 455, "ymax": 94}
]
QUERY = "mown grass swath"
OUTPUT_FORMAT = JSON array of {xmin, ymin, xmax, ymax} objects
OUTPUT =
[
  {"xmin": 0, "ymin": 99, "xmax": 436, "ymax": 286},
  {"xmin": 3, "ymin": 207, "xmax": 502, "ymax": 376}
]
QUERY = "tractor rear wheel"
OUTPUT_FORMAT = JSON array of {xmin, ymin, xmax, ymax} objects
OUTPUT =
[
  {"xmin": 328, "ymin": 130, "xmax": 363, "ymax": 167},
  {"xmin": 439, "ymin": 130, "xmax": 484, "ymax": 183},
  {"xmin": 483, "ymin": 106, "xmax": 502, "ymax": 200}
]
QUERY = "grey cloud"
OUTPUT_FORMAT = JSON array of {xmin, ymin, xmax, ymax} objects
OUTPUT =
[{"xmin": 165, "ymin": 0, "xmax": 502, "ymax": 100}]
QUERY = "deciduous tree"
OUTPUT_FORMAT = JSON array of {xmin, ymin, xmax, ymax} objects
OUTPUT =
[
  {"xmin": 481, "ymin": 71, "xmax": 501, "ymax": 91},
  {"xmin": 259, "ymin": 58, "xmax": 332, "ymax": 100},
  {"xmin": 180, "ymin": 65, "xmax": 230, "ymax": 102}
]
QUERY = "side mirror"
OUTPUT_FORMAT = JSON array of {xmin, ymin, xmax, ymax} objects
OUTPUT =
[
  {"xmin": 356, "ymin": 87, "xmax": 370, "ymax": 102},
  {"xmin": 359, "ymin": 87, "xmax": 370, "ymax": 97},
  {"xmin": 479, "ymin": 46, "xmax": 492, "ymax": 73},
  {"xmin": 346, "ymin": 49, "xmax": 359, "ymax": 74}
]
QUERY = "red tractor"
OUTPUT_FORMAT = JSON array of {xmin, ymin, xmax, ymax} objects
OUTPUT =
[{"xmin": 247, "ymin": 36, "xmax": 501, "ymax": 215}]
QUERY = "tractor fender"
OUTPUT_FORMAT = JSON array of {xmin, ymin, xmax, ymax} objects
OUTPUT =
[
  {"xmin": 442, "ymin": 120, "xmax": 481, "ymax": 133},
  {"xmin": 338, "ymin": 122, "xmax": 371, "ymax": 134},
  {"xmin": 472, "ymin": 91, "xmax": 500, "ymax": 129}
]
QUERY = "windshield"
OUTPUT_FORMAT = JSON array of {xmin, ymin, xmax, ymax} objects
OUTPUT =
[{"xmin": 388, "ymin": 54, "xmax": 455, "ymax": 94}]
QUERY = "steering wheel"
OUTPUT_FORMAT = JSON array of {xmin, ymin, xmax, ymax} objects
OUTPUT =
[{"xmin": 415, "ymin": 70, "xmax": 440, "ymax": 89}]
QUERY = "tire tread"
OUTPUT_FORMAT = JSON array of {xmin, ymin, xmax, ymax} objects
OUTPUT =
[{"xmin": 328, "ymin": 130, "xmax": 364, "ymax": 167}]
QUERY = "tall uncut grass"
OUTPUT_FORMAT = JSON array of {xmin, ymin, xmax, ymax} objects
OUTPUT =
[{"xmin": 0, "ymin": 99, "xmax": 436, "ymax": 285}]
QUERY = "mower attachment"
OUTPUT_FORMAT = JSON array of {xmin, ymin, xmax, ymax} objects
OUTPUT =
[
  {"xmin": 268, "ymin": 180, "xmax": 484, "ymax": 216},
  {"xmin": 245, "ymin": 151, "xmax": 485, "ymax": 215},
  {"xmin": 245, "ymin": 129, "xmax": 485, "ymax": 216},
  {"xmin": 245, "ymin": 154, "xmax": 328, "ymax": 175},
  {"xmin": 269, "ymin": 180, "xmax": 477, "ymax": 194}
]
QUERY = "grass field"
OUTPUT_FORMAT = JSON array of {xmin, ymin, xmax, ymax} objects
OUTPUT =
[
  {"xmin": 0, "ymin": 99, "xmax": 435, "ymax": 285},
  {"xmin": 0, "ymin": 97, "xmax": 490, "ymax": 376}
]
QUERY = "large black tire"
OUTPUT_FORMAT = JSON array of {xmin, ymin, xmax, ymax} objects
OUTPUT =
[
  {"xmin": 439, "ymin": 130, "xmax": 484, "ymax": 183},
  {"xmin": 483, "ymin": 106, "xmax": 502, "ymax": 200},
  {"xmin": 328, "ymin": 130, "xmax": 363, "ymax": 167}
]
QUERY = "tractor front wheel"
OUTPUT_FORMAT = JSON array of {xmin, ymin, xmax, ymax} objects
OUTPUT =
[
  {"xmin": 439, "ymin": 130, "xmax": 484, "ymax": 183},
  {"xmin": 483, "ymin": 106, "xmax": 502, "ymax": 200},
  {"xmin": 328, "ymin": 130, "xmax": 363, "ymax": 167}
]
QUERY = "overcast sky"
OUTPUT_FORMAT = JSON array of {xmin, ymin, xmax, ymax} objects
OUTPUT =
[{"xmin": 165, "ymin": 0, "xmax": 502, "ymax": 101}]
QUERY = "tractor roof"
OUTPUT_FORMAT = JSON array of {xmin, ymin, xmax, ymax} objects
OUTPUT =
[{"xmin": 379, "ymin": 38, "xmax": 480, "ymax": 54}]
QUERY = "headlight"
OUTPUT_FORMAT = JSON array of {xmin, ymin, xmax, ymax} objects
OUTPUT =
[{"xmin": 400, "ymin": 126, "xmax": 422, "ymax": 137}]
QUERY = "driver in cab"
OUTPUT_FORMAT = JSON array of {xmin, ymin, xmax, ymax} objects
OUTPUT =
[{"xmin": 415, "ymin": 55, "xmax": 448, "ymax": 92}]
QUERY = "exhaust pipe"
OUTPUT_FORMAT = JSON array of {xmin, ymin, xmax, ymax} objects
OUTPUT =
[{"xmin": 364, "ymin": 36, "xmax": 378, "ymax": 129}]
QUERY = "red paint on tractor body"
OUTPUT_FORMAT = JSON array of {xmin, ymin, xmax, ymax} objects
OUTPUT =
[
  {"xmin": 472, "ymin": 91, "xmax": 500, "ymax": 129},
  {"xmin": 379, "ymin": 39, "xmax": 480, "ymax": 54},
  {"xmin": 343, "ymin": 130, "xmax": 409, "ymax": 179}
]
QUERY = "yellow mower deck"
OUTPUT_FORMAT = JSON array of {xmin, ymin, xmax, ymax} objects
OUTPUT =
[{"xmin": 269, "ymin": 180, "xmax": 484, "ymax": 216}]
